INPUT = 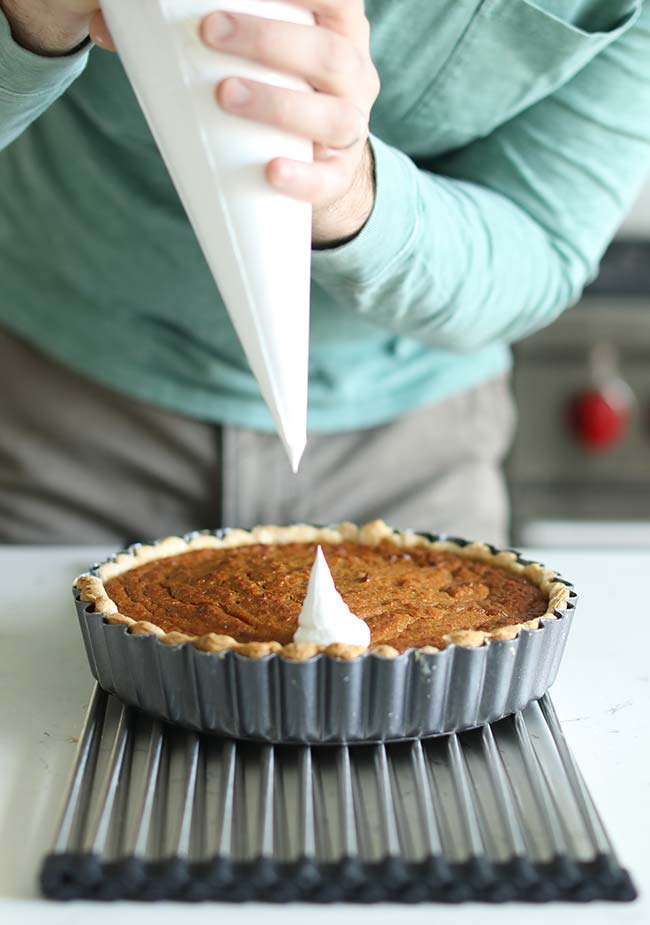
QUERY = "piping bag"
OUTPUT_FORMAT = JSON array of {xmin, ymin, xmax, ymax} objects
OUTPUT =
[{"xmin": 100, "ymin": 0, "xmax": 313, "ymax": 471}]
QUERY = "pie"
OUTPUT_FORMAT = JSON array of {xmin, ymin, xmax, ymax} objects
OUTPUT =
[{"xmin": 75, "ymin": 520, "xmax": 570, "ymax": 662}]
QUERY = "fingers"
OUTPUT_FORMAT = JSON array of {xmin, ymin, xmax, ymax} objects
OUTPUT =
[
  {"xmin": 217, "ymin": 78, "xmax": 366, "ymax": 150},
  {"xmin": 65, "ymin": 1, "xmax": 101, "ymax": 13},
  {"xmin": 271, "ymin": 0, "xmax": 367, "ymax": 37},
  {"xmin": 200, "ymin": 12, "xmax": 366, "ymax": 97},
  {"xmin": 277, "ymin": 0, "xmax": 365, "ymax": 15},
  {"xmin": 266, "ymin": 156, "xmax": 353, "ymax": 205},
  {"xmin": 90, "ymin": 12, "xmax": 116, "ymax": 50}
]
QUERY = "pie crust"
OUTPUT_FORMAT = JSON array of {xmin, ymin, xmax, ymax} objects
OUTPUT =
[{"xmin": 75, "ymin": 520, "xmax": 571, "ymax": 662}]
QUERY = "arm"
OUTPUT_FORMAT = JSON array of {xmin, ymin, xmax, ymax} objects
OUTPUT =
[
  {"xmin": 0, "ymin": 1, "xmax": 97, "ymax": 150},
  {"xmin": 197, "ymin": 0, "xmax": 650, "ymax": 351},
  {"xmin": 311, "ymin": 5, "xmax": 650, "ymax": 351}
]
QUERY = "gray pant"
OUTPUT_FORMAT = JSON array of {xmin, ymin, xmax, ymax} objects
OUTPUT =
[{"xmin": 0, "ymin": 329, "xmax": 516, "ymax": 546}]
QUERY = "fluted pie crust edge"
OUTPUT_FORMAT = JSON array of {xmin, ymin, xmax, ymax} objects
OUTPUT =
[{"xmin": 74, "ymin": 520, "xmax": 571, "ymax": 662}]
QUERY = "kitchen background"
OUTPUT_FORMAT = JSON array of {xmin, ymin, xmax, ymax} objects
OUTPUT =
[{"xmin": 507, "ymin": 178, "xmax": 650, "ymax": 548}]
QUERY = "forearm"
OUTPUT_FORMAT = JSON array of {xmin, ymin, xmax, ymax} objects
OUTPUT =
[
  {"xmin": 372, "ymin": 156, "xmax": 585, "ymax": 351},
  {"xmin": 312, "ymin": 137, "xmax": 579, "ymax": 353},
  {"xmin": 0, "ymin": 6, "xmax": 89, "ymax": 150},
  {"xmin": 0, "ymin": 1, "xmax": 94, "ymax": 55},
  {"xmin": 313, "ymin": 2, "xmax": 650, "ymax": 354}
]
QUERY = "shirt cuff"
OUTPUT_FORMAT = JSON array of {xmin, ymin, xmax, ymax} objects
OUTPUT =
[
  {"xmin": 311, "ymin": 133, "xmax": 420, "ymax": 289},
  {"xmin": 0, "ymin": 8, "xmax": 89, "ymax": 97}
]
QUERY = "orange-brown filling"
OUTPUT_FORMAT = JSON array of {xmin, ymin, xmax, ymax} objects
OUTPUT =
[{"xmin": 104, "ymin": 541, "xmax": 548, "ymax": 652}]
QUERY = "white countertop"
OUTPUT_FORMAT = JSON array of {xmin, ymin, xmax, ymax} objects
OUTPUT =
[{"xmin": 1, "ymin": 546, "xmax": 648, "ymax": 924}]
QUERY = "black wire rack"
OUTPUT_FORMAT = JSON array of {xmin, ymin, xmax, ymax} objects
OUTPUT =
[{"xmin": 40, "ymin": 685, "xmax": 636, "ymax": 903}]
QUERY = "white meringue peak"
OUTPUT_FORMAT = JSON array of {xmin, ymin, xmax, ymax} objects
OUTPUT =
[{"xmin": 293, "ymin": 546, "xmax": 371, "ymax": 648}]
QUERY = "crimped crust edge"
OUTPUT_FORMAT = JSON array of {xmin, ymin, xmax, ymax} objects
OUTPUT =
[{"xmin": 74, "ymin": 520, "xmax": 573, "ymax": 662}]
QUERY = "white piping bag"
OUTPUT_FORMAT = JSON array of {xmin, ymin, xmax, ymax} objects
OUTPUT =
[{"xmin": 100, "ymin": 0, "xmax": 313, "ymax": 471}]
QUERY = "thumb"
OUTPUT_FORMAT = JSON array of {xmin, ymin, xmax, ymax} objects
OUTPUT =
[{"xmin": 89, "ymin": 11, "xmax": 116, "ymax": 51}]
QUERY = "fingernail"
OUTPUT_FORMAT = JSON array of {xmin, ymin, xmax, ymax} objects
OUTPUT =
[
  {"xmin": 271, "ymin": 161, "xmax": 296, "ymax": 186},
  {"xmin": 205, "ymin": 11, "xmax": 236, "ymax": 43},
  {"xmin": 91, "ymin": 21, "xmax": 112, "ymax": 48},
  {"xmin": 222, "ymin": 78, "xmax": 252, "ymax": 108}
]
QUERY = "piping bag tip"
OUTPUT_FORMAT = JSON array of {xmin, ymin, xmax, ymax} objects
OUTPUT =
[
  {"xmin": 283, "ymin": 434, "xmax": 306, "ymax": 474},
  {"xmin": 289, "ymin": 443, "xmax": 306, "ymax": 475}
]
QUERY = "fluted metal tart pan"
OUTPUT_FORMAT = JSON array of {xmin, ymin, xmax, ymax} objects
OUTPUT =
[{"xmin": 73, "ymin": 528, "xmax": 576, "ymax": 744}]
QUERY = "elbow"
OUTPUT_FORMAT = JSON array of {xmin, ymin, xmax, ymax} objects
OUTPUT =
[
  {"xmin": 428, "ymin": 238, "xmax": 596, "ymax": 353},
  {"xmin": 551, "ymin": 237, "xmax": 596, "ymax": 311}
]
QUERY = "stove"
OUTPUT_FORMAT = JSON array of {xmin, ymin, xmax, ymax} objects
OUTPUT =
[{"xmin": 508, "ymin": 231, "xmax": 650, "ymax": 547}]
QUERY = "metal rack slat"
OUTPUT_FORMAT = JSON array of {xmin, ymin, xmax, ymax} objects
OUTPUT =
[
  {"xmin": 174, "ymin": 734, "xmax": 201, "ymax": 861},
  {"xmin": 374, "ymin": 745, "xmax": 402, "ymax": 858},
  {"xmin": 447, "ymin": 733, "xmax": 488, "ymax": 862},
  {"xmin": 257, "ymin": 746, "xmax": 276, "ymax": 859},
  {"xmin": 410, "ymin": 739, "xmax": 445, "ymax": 859},
  {"xmin": 298, "ymin": 747, "xmax": 317, "ymax": 860},
  {"xmin": 514, "ymin": 711, "xmax": 569, "ymax": 860},
  {"xmin": 481, "ymin": 724, "xmax": 529, "ymax": 859},
  {"xmin": 51, "ymin": 684, "xmax": 107, "ymax": 856},
  {"xmin": 337, "ymin": 746, "xmax": 359, "ymax": 859},
  {"xmin": 539, "ymin": 696, "xmax": 618, "ymax": 861},
  {"xmin": 130, "ymin": 720, "xmax": 165, "ymax": 859},
  {"xmin": 216, "ymin": 740, "xmax": 237, "ymax": 860},
  {"xmin": 84, "ymin": 704, "xmax": 133, "ymax": 858}
]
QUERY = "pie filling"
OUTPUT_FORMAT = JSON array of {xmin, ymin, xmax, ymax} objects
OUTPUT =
[{"xmin": 103, "ymin": 540, "xmax": 549, "ymax": 653}]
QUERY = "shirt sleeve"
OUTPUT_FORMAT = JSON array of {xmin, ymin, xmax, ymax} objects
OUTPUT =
[
  {"xmin": 311, "ymin": 4, "xmax": 650, "ymax": 352},
  {"xmin": 0, "ymin": 9, "xmax": 89, "ymax": 151}
]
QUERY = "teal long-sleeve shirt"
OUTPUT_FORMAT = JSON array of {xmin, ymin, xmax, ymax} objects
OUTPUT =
[{"xmin": 1, "ymin": 1, "xmax": 649, "ymax": 433}]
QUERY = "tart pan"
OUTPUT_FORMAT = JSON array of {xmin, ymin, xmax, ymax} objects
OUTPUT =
[{"xmin": 73, "ymin": 529, "xmax": 576, "ymax": 744}]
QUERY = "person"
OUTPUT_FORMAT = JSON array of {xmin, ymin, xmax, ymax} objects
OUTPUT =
[{"xmin": 0, "ymin": 0, "xmax": 649, "ymax": 546}]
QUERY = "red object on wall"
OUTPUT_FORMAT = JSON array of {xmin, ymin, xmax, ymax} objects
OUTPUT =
[
  {"xmin": 568, "ymin": 343, "xmax": 634, "ymax": 453},
  {"xmin": 568, "ymin": 389, "xmax": 630, "ymax": 452}
]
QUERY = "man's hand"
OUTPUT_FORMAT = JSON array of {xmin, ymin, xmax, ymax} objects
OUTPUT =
[
  {"xmin": 200, "ymin": 0, "xmax": 380, "ymax": 246},
  {"xmin": 1, "ymin": 1, "xmax": 104, "ymax": 56},
  {"xmin": 5, "ymin": 1, "xmax": 380, "ymax": 245}
]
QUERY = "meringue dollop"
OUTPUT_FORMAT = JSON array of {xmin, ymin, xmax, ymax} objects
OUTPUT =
[{"xmin": 293, "ymin": 546, "xmax": 371, "ymax": 648}]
